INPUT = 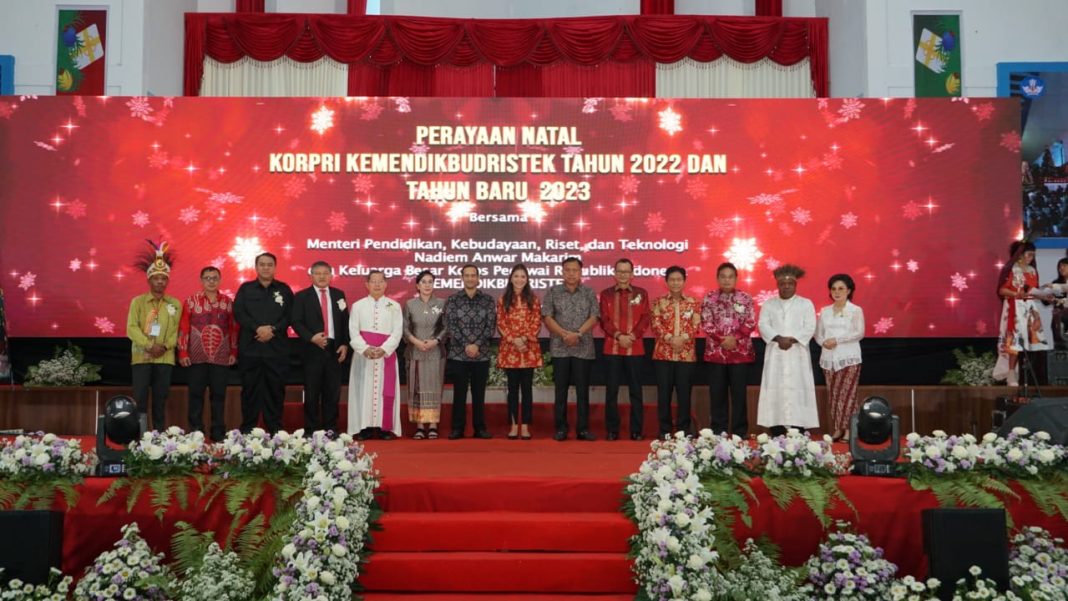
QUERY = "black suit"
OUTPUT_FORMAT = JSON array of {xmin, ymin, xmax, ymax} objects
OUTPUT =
[
  {"xmin": 292, "ymin": 285, "xmax": 350, "ymax": 433},
  {"xmin": 234, "ymin": 279, "xmax": 293, "ymax": 433}
]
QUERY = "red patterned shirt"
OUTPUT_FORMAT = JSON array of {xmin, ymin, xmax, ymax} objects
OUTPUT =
[
  {"xmin": 701, "ymin": 289, "xmax": 756, "ymax": 364},
  {"xmin": 650, "ymin": 294, "xmax": 701, "ymax": 362},
  {"xmin": 496, "ymin": 296, "xmax": 544, "ymax": 369},
  {"xmin": 599, "ymin": 285, "xmax": 650, "ymax": 356},
  {"xmin": 177, "ymin": 291, "xmax": 239, "ymax": 365}
]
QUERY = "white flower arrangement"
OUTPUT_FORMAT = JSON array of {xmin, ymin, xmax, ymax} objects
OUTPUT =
[
  {"xmin": 0, "ymin": 432, "xmax": 96, "ymax": 481},
  {"xmin": 981, "ymin": 428, "xmax": 1066, "ymax": 479},
  {"xmin": 216, "ymin": 428, "xmax": 312, "ymax": 476},
  {"xmin": 0, "ymin": 568, "xmax": 72, "ymax": 601},
  {"xmin": 799, "ymin": 522, "xmax": 906, "ymax": 600},
  {"xmin": 124, "ymin": 427, "xmax": 211, "ymax": 477},
  {"xmin": 272, "ymin": 433, "xmax": 378, "ymax": 601},
  {"xmin": 73, "ymin": 522, "xmax": 172, "ymax": 601},
  {"xmin": 625, "ymin": 431, "xmax": 756, "ymax": 600},
  {"xmin": 904, "ymin": 430, "xmax": 984, "ymax": 475},
  {"xmin": 176, "ymin": 542, "xmax": 255, "ymax": 601},
  {"xmin": 757, "ymin": 428, "xmax": 847, "ymax": 477},
  {"xmin": 23, "ymin": 343, "xmax": 102, "ymax": 387},
  {"xmin": 721, "ymin": 539, "xmax": 805, "ymax": 600},
  {"xmin": 1007, "ymin": 526, "xmax": 1068, "ymax": 599}
]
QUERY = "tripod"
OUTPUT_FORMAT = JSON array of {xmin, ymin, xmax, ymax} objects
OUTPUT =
[{"xmin": 1016, "ymin": 350, "xmax": 1043, "ymax": 400}]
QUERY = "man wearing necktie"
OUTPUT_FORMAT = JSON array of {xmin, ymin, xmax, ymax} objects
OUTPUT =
[{"xmin": 292, "ymin": 261, "xmax": 350, "ymax": 433}]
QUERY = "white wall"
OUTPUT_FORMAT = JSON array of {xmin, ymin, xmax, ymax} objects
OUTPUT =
[
  {"xmin": 144, "ymin": 0, "xmax": 196, "ymax": 97},
  {"xmin": 814, "ymin": 0, "xmax": 866, "ymax": 97},
  {"xmin": 0, "ymin": 0, "xmax": 146, "ymax": 96},
  {"xmin": 865, "ymin": 0, "xmax": 1068, "ymax": 98}
]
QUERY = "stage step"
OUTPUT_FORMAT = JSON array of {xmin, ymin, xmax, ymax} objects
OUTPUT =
[
  {"xmin": 377, "ymin": 477, "xmax": 629, "ymax": 513},
  {"xmin": 359, "ymin": 552, "xmax": 635, "ymax": 593},
  {"xmin": 371, "ymin": 511, "xmax": 635, "ymax": 552}
]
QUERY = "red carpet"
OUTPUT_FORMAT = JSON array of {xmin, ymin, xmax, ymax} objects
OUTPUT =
[{"xmin": 360, "ymin": 439, "xmax": 643, "ymax": 597}]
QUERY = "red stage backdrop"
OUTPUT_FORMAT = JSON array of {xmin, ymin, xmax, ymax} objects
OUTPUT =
[{"xmin": 0, "ymin": 97, "xmax": 1019, "ymax": 337}]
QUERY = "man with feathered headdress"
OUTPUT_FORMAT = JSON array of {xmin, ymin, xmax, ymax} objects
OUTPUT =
[{"xmin": 127, "ymin": 240, "xmax": 182, "ymax": 430}]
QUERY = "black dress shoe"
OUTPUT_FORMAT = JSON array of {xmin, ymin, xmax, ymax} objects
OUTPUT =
[
  {"xmin": 630, "ymin": 432, "xmax": 644, "ymax": 441},
  {"xmin": 379, "ymin": 431, "xmax": 397, "ymax": 441},
  {"xmin": 577, "ymin": 431, "xmax": 596, "ymax": 441},
  {"xmin": 553, "ymin": 430, "xmax": 568, "ymax": 441},
  {"xmin": 473, "ymin": 430, "xmax": 493, "ymax": 439},
  {"xmin": 606, "ymin": 432, "xmax": 619, "ymax": 441},
  {"xmin": 448, "ymin": 430, "xmax": 464, "ymax": 440}
]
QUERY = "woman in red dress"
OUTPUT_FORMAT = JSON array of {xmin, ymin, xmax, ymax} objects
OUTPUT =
[
  {"xmin": 994, "ymin": 241, "xmax": 1051, "ymax": 386},
  {"xmin": 496, "ymin": 264, "xmax": 543, "ymax": 439}
]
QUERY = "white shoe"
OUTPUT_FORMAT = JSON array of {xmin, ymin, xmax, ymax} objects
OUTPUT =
[{"xmin": 1007, "ymin": 370, "xmax": 1019, "ymax": 387}]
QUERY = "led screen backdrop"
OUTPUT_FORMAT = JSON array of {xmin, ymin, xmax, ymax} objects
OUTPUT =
[{"xmin": 0, "ymin": 96, "xmax": 1019, "ymax": 337}]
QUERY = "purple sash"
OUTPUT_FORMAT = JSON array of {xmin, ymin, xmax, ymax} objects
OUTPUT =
[{"xmin": 361, "ymin": 330, "xmax": 396, "ymax": 432}]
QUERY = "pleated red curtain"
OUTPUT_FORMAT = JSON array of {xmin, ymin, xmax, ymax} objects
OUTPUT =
[
  {"xmin": 234, "ymin": 0, "xmax": 265, "ymax": 13},
  {"xmin": 184, "ymin": 14, "xmax": 829, "ymax": 97},
  {"xmin": 755, "ymin": 0, "xmax": 783, "ymax": 17},
  {"xmin": 640, "ymin": 0, "xmax": 675, "ymax": 15},
  {"xmin": 347, "ymin": 0, "xmax": 367, "ymax": 15}
]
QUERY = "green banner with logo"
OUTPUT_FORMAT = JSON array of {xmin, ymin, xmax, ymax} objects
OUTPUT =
[{"xmin": 913, "ymin": 14, "xmax": 961, "ymax": 97}]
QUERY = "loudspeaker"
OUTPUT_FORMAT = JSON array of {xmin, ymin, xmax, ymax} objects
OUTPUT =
[
  {"xmin": 0, "ymin": 511, "xmax": 63, "ymax": 584},
  {"xmin": 996, "ymin": 397, "xmax": 1068, "ymax": 445},
  {"xmin": 922, "ymin": 508, "xmax": 1008, "ymax": 600}
]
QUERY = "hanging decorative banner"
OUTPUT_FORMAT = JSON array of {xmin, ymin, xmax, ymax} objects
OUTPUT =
[
  {"xmin": 55, "ymin": 8, "xmax": 107, "ymax": 96},
  {"xmin": 913, "ymin": 13, "xmax": 962, "ymax": 97}
]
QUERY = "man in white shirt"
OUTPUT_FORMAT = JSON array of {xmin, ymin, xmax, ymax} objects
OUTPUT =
[
  {"xmin": 348, "ymin": 270, "xmax": 403, "ymax": 440},
  {"xmin": 757, "ymin": 264, "xmax": 818, "ymax": 436}
]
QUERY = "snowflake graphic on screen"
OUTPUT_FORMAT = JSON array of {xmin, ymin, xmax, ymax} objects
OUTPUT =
[
  {"xmin": 131, "ymin": 211, "xmax": 150, "ymax": 228},
  {"xmin": 975, "ymin": 320, "xmax": 988, "ymax": 335},
  {"xmin": 837, "ymin": 98, "xmax": 865, "ymax": 122},
  {"xmin": 518, "ymin": 201, "xmax": 547, "ymax": 224},
  {"xmin": 409, "ymin": 143, "xmax": 429, "ymax": 155},
  {"xmin": 229, "ymin": 237, "xmax": 265, "ymax": 270},
  {"xmin": 658, "ymin": 106, "xmax": 682, "ymax": 135},
  {"xmin": 723, "ymin": 238, "xmax": 763, "ymax": 271},
  {"xmin": 791, "ymin": 208, "xmax": 812, "ymax": 224},
  {"xmin": 903, "ymin": 98, "xmax": 917, "ymax": 119},
  {"xmin": 906, "ymin": 260, "xmax": 919, "ymax": 273},
  {"xmin": 872, "ymin": 317, "xmax": 894, "ymax": 334},
  {"xmin": 148, "ymin": 151, "xmax": 169, "ymax": 169},
  {"xmin": 821, "ymin": 152, "xmax": 843, "ymax": 170},
  {"xmin": 644, "ymin": 212, "xmax": 665, "ymax": 232},
  {"xmin": 840, "ymin": 212, "xmax": 858, "ymax": 229},
  {"xmin": 748, "ymin": 193, "xmax": 782, "ymax": 206},
  {"xmin": 950, "ymin": 273, "xmax": 969, "ymax": 291},
  {"xmin": 685, "ymin": 178, "xmax": 708, "ymax": 199},
  {"xmin": 563, "ymin": 146, "xmax": 583, "ymax": 155},
  {"xmin": 69, "ymin": 259, "xmax": 81, "ymax": 272},
  {"xmin": 310, "ymin": 106, "xmax": 335, "ymax": 134},
  {"xmin": 609, "ymin": 103, "xmax": 633, "ymax": 122},
  {"xmin": 361, "ymin": 102, "xmax": 384, "ymax": 121},
  {"xmin": 902, "ymin": 201, "xmax": 923, "ymax": 220},
  {"xmin": 754, "ymin": 289, "xmax": 778, "ymax": 306},
  {"xmin": 706, "ymin": 218, "xmax": 732, "ymax": 239},
  {"xmin": 764, "ymin": 257, "xmax": 781, "ymax": 271},
  {"xmin": 283, "ymin": 177, "xmax": 307, "ymax": 199},
  {"xmin": 582, "ymin": 98, "xmax": 601, "ymax": 114},
  {"xmin": 778, "ymin": 222, "xmax": 795, "ymax": 237},
  {"xmin": 209, "ymin": 191, "xmax": 243, "ymax": 205},
  {"xmin": 352, "ymin": 175, "xmax": 374, "ymax": 194},
  {"xmin": 18, "ymin": 272, "xmax": 36, "ymax": 290},
  {"xmin": 972, "ymin": 103, "xmax": 995, "ymax": 122},
  {"xmin": 619, "ymin": 175, "xmax": 639, "ymax": 195},
  {"xmin": 327, "ymin": 211, "xmax": 348, "ymax": 232},
  {"xmin": 64, "ymin": 199, "xmax": 87, "ymax": 219},
  {"xmin": 208, "ymin": 256, "xmax": 226, "ymax": 270},
  {"xmin": 394, "ymin": 97, "xmax": 411, "ymax": 113},
  {"xmin": 178, "ymin": 206, "xmax": 200, "ymax": 224},
  {"xmin": 126, "ymin": 97, "xmax": 153, "ymax": 119},
  {"xmin": 260, "ymin": 216, "xmax": 285, "ymax": 237},
  {"xmin": 1000, "ymin": 131, "xmax": 1021, "ymax": 152},
  {"xmin": 94, "ymin": 316, "xmax": 116, "ymax": 334}
]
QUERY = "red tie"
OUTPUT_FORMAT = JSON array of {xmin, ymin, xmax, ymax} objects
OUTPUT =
[{"xmin": 319, "ymin": 287, "xmax": 330, "ymax": 338}]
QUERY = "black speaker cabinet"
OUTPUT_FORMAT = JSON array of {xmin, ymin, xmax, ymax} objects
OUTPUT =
[
  {"xmin": 996, "ymin": 397, "xmax": 1068, "ymax": 445},
  {"xmin": 0, "ymin": 510, "xmax": 64, "ymax": 585},
  {"xmin": 922, "ymin": 508, "xmax": 1008, "ymax": 600}
]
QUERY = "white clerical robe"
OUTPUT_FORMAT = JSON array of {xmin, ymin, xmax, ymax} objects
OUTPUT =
[
  {"xmin": 757, "ymin": 294, "xmax": 819, "ymax": 429},
  {"xmin": 347, "ymin": 295, "xmax": 403, "ymax": 435}
]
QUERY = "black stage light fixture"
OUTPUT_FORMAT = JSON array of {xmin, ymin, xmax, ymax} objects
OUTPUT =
[
  {"xmin": 95, "ymin": 395, "xmax": 146, "ymax": 476},
  {"xmin": 849, "ymin": 396, "xmax": 900, "ymax": 476}
]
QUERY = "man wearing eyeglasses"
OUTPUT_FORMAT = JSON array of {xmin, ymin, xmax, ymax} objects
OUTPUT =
[{"xmin": 177, "ymin": 265, "xmax": 239, "ymax": 441}]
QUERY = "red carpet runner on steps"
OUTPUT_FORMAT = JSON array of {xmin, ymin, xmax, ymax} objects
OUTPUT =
[{"xmin": 358, "ymin": 439, "xmax": 645, "ymax": 600}]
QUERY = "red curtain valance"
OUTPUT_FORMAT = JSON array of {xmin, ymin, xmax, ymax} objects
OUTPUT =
[{"xmin": 185, "ymin": 14, "xmax": 828, "ymax": 97}]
